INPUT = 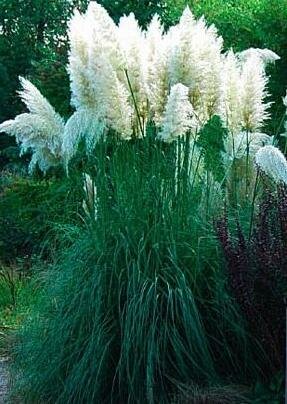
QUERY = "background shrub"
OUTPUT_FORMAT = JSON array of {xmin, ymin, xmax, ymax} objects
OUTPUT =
[
  {"xmin": 216, "ymin": 186, "xmax": 287, "ymax": 378},
  {"xmin": 0, "ymin": 172, "xmax": 82, "ymax": 264}
]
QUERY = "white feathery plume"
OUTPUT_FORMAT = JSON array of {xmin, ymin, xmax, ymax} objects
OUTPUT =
[
  {"xmin": 18, "ymin": 77, "xmax": 60, "ymax": 120},
  {"xmin": 68, "ymin": 10, "xmax": 95, "ymax": 109},
  {"xmin": 68, "ymin": 2, "xmax": 132, "ymax": 142},
  {"xmin": 82, "ymin": 173, "xmax": 98, "ymax": 219},
  {"xmin": 168, "ymin": 6, "xmax": 196, "ymax": 87},
  {"xmin": 86, "ymin": 1, "xmax": 124, "ymax": 77},
  {"xmin": 0, "ymin": 77, "xmax": 64, "ymax": 173},
  {"xmin": 220, "ymin": 50, "xmax": 242, "ymax": 132},
  {"xmin": 238, "ymin": 48, "xmax": 280, "ymax": 67},
  {"xmin": 80, "ymin": 3, "xmax": 133, "ymax": 138},
  {"xmin": 89, "ymin": 56, "xmax": 133, "ymax": 139},
  {"xmin": 145, "ymin": 15, "xmax": 169, "ymax": 126},
  {"xmin": 193, "ymin": 19, "xmax": 223, "ymax": 120},
  {"xmin": 240, "ymin": 54, "xmax": 270, "ymax": 131},
  {"xmin": 118, "ymin": 12, "xmax": 148, "ymax": 124},
  {"xmin": 168, "ymin": 8, "xmax": 223, "ymax": 122},
  {"xmin": 68, "ymin": 1, "xmax": 125, "ymax": 112},
  {"xmin": 255, "ymin": 145, "xmax": 287, "ymax": 184},
  {"xmin": 158, "ymin": 83, "xmax": 195, "ymax": 142},
  {"xmin": 75, "ymin": 62, "xmax": 132, "ymax": 141}
]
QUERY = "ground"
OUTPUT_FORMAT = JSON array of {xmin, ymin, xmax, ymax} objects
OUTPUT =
[{"xmin": 0, "ymin": 357, "xmax": 9, "ymax": 403}]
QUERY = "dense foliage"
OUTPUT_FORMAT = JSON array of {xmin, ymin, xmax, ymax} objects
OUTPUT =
[
  {"xmin": 0, "ymin": 173, "xmax": 82, "ymax": 263},
  {"xmin": 217, "ymin": 186, "xmax": 287, "ymax": 375}
]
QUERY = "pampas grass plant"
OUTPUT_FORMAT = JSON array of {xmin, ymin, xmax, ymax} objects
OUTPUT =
[
  {"xmin": 1, "ymin": 1, "xmax": 286, "ymax": 402},
  {"xmin": 11, "ymin": 135, "xmax": 269, "ymax": 403}
]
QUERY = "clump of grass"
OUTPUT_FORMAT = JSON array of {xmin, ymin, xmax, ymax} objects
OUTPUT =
[
  {"xmin": 11, "ymin": 228, "xmax": 236, "ymax": 403},
  {"xmin": 11, "ymin": 136, "xmax": 267, "ymax": 403}
]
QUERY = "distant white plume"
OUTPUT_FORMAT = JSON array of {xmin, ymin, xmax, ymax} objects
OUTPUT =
[
  {"xmin": 255, "ymin": 145, "xmax": 287, "ymax": 184},
  {"xmin": 238, "ymin": 48, "xmax": 280, "ymax": 66},
  {"xmin": 240, "ymin": 54, "xmax": 270, "ymax": 131},
  {"xmin": 0, "ymin": 77, "xmax": 64, "ymax": 173}
]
